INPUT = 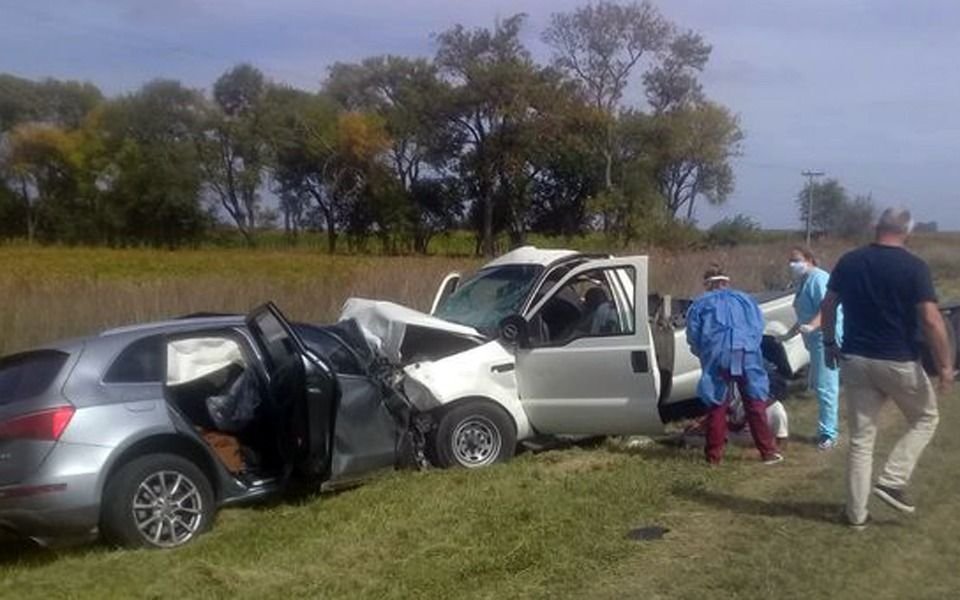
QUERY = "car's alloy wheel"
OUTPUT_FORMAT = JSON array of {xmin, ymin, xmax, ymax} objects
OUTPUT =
[
  {"xmin": 132, "ymin": 470, "xmax": 205, "ymax": 548},
  {"xmin": 451, "ymin": 416, "xmax": 502, "ymax": 468},
  {"xmin": 100, "ymin": 453, "xmax": 215, "ymax": 549}
]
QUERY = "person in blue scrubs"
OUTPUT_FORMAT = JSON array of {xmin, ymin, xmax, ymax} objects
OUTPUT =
[
  {"xmin": 785, "ymin": 247, "xmax": 843, "ymax": 450},
  {"xmin": 687, "ymin": 264, "xmax": 782, "ymax": 465}
]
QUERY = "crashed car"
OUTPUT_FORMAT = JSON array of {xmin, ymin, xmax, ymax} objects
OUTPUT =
[
  {"xmin": 0, "ymin": 303, "xmax": 418, "ymax": 549},
  {"xmin": 342, "ymin": 246, "xmax": 811, "ymax": 469}
]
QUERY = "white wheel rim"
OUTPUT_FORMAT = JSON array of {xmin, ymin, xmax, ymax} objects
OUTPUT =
[{"xmin": 132, "ymin": 470, "xmax": 204, "ymax": 548}]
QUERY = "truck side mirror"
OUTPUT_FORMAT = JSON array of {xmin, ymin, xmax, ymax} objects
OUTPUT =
[{"xmin": 498, "ymin": 315, "xmax": 530, "ymax": 349}]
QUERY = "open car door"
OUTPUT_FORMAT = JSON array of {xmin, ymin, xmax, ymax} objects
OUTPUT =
[
  {"xmin": 430, "ymin": 272, "xmax": 461, "ymax": 315},
  {"xmin": 246, "ymin": 302, "xmax": 337, "ymax": 481},
  {"xmin": 514, "ymin": 257, "xmax": 662, "ymax": 435}
]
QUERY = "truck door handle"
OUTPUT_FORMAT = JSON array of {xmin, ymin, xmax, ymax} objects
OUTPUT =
[{"xmin": 631, "ymin": 351, "xmax": 649, "ymax": 373}]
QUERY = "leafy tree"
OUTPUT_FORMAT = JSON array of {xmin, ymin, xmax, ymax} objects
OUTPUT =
[
  {"xmin": 644, "ymin": 30, "xmax": 711, "ymax": 113},
  {"xmin": 707, "ymin": 213, "xmax": 761, "ymax": 246},
  {"xmin": 796, "ymin": 178, "xmax": 847, "ymax": 237},
  {"xmin": 1, "ymin": 123, "xmax": 78, "ymax": 242},
  {"xmin": 326, "ymin": 56, "xmax": 458, "ymax": 252},
  {"xmin": 269, "ymin": 89, "xmax": 390, "ymax": 253},
  {"xmin": 437, "ymin": 14, "xmax": 565, "ymax": 255},
  {"xmin": 0, "ymin": 74, "xmax": 102, "ymax": 132},
  {"xmin": 647, "ymin": 102, "xmax": 743, "ymax": 220},
  {"xmin": 795, "ymin": 179, "xmax": 875, "ymax": 240},
  {"xmin": 527, "ymin": 106, "xmax": 606, "ymax": 237},
  {"xmin": 833, "ymin": 194, "xmax": 876, "ymax": 239},
  {"xmin": 0, "ymin": 74, "xmax": 41, "ymax": 133},
  {"xmin": 543, "ymin": 1, "xmax": 671, "ymax": 192},
  {"xmin": 197, "ymin": 64, "xmax": 269, "ymax": 244},
  {"xmin": 98, "ymin": 80, "xmax": 210, "ymax": 247}
]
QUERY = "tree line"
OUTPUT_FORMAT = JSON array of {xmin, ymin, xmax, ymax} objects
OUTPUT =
[{"xmin": 0, "ymin": 1, "xmax": 743, "ymax": 255}]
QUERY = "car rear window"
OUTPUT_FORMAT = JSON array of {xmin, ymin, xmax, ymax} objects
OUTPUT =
[
  {"xmin": 0, "ymin": 350, "xmax": 70, "ymax": 406},
  {"xmin": 104, "ymin": 335, "xmax": 164, "ymax": 383}
]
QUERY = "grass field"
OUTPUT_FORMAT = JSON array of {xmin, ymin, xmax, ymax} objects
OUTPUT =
[
  {"xmin": 1, "ymin": 233, "xmax": 959, "ymax": 599},
  {"xmin": 2, "ymin": 387, "xmax": 958, "ymax": 599}
]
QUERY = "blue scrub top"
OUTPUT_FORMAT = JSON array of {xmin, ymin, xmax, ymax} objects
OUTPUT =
[
  {"xmin": 687, "ymin": 288, "xmax": 769, "ymax": 406},
  {"xmin": 793, "ymin": 267, "xmax": 842, "ymax": 347}
]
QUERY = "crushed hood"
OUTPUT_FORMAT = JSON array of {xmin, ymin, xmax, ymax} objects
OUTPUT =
[{"xmin": 340, "ymin": 298, "xmax": 485, "ymax": 365}]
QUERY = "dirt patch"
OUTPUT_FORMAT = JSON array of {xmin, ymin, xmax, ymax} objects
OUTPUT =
[{"xmin": 535, "ymin": 448, "xmax": 622, "ymax": 475}]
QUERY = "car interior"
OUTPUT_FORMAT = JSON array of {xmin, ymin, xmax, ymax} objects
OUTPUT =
[
  {"xmin": 531, "ymin": 269, "xmax": 627, "ymax": 346},
  {"xmin": 164, "ymin": 336, "xmax": 280, "ymax": 481}
]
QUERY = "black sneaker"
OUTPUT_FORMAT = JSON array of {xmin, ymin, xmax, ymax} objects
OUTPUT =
[
  {"xmin": 873, "ymin": 484, "xmax": 916, "ymax": 514},
  {"xmin": 840, "ymin": 510, "xmax": 870, "ymax": 531}
]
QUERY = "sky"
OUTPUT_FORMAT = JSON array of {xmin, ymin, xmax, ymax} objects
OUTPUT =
[{"xmin": 2, "ymin": 0, "xmax": 959, "ymax": 229}]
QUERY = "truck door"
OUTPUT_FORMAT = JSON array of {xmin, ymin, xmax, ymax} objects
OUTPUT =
[{"xmin": 514, "ymin": 257, "xmax": 662, "ymax": 435}]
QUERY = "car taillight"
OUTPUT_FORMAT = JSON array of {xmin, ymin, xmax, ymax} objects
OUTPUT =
[{"xmin": 0, "ymin": 406, "xmax": 75, "ymax": 441}]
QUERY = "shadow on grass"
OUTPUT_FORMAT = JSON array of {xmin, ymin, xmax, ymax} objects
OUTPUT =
[
  {"xmin": 673, "ymin": 483, "xmax": 841, "ymax": 524},
  {"xmin": 0, "ymin": 539, "xmax": 72, "ymax": 568}
]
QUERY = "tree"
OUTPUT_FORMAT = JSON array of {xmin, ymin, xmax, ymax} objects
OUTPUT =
[
  {"xmin": 543, "ymin": 1, "xmax": 671, "ymax": 192},
  {"xmin": 707, "ymin": 213, "xmax": 760, "ymax": 246},
  {"xmin": 644, "ymin": 30, "xmax": 711, "ymax": 113},
  {"xmin": 326, "ymin": 56, "xmax": 458, "ymax": 252},
  {"xmin": 436, "ymin": 14, "xmax": 559, "ymax": 255},
  {"xmin": 1, "ymin": 123, "xmax": 78, "ymax": 242},
  {"xmin": 796, "ymin": 178, "xmax": 848, "ymax": 237},
  {"xmin": 97, "ymin": 80, "xmax": 210, "ymax": 247},
  {"xmin": 795, "ymin": 179, "xmax": 875, "ymax": 240},
  {"xmin": 833, "ymin": 194, "xmax": 876, "ymax": 239},
  {"xmin": 197, "ymin": 64, "xmax": 269, "ymax": 244},
  {"xmin": 647, "ymin": 102, "xmax": 743, "ymax": 220},
  {"xmin": 269, "ymin": 89, "xmax": 390, "ymax": 253},
  {"xmin": 0, "ymin": 74, "xmax": 102, "ymax": 132},
  {"xmin": 528, "ymin": 106, "xmax": 606, "ymax": 237}
]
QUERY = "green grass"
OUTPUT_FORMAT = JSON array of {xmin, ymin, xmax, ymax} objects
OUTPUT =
[{"xmin": 2, "ymin": 389, "xmax": 959, "ymax": 599}]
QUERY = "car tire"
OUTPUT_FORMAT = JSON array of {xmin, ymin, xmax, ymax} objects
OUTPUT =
[
  {"xmin": 431, "ymin": 401, "xmax": 517, "ymax": 469},
  {"xmin": 100, "ymin": 453, "xmax": 215, "ymax": 549}
]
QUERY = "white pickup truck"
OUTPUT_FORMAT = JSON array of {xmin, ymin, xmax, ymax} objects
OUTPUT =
[{"xmin": 342, "ymin": 247, "xmax": 810, "ymax": 468}]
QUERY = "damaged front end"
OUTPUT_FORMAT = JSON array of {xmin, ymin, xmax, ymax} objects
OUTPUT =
[{"xmin": 295, "ymin": 318, "xmax": 440, "ymax": 480}]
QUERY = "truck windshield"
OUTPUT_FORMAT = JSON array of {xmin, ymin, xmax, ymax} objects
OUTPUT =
[{"xmin": 435, "ymin": 265, "xmax": 543, "ymax": 333}]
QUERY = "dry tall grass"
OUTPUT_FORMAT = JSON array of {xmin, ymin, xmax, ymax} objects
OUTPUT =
[{"xmin": 1, "ymin": 234, "xmax": 956, "ymax": 355}]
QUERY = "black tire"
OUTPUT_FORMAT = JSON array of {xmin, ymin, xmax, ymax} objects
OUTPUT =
[
  {"xmin": 100, "ymin": 453, "xmax": 215, "ymax": 549},
  {"xmin": 431, "ymin": 401, "xmax": 517, "ymax": 469}
]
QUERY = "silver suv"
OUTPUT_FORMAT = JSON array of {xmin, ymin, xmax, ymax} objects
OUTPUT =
[{"xmin": 0, "ymin": 304, "xmax": 414, "ymax": 549}]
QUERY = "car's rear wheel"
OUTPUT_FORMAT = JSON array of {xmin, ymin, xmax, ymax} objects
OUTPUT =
[
  {"xmin": 100, "ymin": 453, "xmax": 215, "ymax": 549},
  {"xmin": 432, "ymin": 401, "xmax": 516, "ymax": 468}
]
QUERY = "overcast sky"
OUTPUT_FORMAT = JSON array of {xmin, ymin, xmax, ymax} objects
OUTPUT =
[{"xmin": 2, "ymin": 0, "xmax": 958, "ymax": 229}]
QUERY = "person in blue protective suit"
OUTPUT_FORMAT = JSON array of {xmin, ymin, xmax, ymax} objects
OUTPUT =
[
  {"xmin": 686, "ymin": 263, "xmax": 783, "ymax": 465},
  {"xmin": 783, "ymin": 247, "xmax": 843, "ymax": 451}
]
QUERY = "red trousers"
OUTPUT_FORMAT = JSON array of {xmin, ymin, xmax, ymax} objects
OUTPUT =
[{"xmin": 705, "ymin": 375, "xmax": 779, "ymax": 464}]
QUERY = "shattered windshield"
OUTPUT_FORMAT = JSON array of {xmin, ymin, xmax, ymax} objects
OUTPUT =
[{"xmin": 435, "ymin": 265, "xmax": 543, "ymax": 333}]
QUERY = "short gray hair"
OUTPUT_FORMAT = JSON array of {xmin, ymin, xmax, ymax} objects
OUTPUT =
[{"xmin": 876, "ymin": 207, "xmax": 914, "ymax": 235}]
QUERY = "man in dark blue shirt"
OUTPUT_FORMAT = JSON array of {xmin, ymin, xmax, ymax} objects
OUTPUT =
[{"xmin": 821, "ymin": 208, "xmax": 953, "ymax": 529}]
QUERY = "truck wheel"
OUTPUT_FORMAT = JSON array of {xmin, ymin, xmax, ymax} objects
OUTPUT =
[
  {"xmin": 432, "ymin": 401, "xmax": 517, "ymax": 468},
  {"xmin": 100, "ymin": 453, "xmax": 215, "ymax": 549}
]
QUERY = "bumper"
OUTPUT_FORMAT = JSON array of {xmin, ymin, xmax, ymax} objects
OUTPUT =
[{"xmin": 0, "ymin": 442, "xmax": 110, "ymax": 540}]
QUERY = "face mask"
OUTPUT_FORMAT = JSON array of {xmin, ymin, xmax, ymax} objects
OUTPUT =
[{"xmin": 788, "ymin": 260, "xmax": 807, "ymax": 278}]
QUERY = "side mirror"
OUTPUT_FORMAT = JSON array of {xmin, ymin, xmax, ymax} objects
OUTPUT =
[{"xmin": 498, "ymin": 315, "xmax": 530, "ymax": 349}]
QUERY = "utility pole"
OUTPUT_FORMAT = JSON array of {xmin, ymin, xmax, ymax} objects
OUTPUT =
[{"xmin": 801, "ymin": 170, "xmax": 824, "ymax": 245}]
